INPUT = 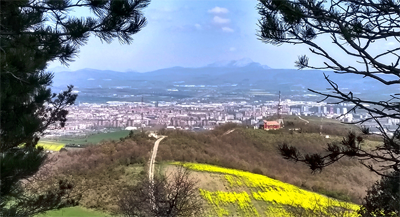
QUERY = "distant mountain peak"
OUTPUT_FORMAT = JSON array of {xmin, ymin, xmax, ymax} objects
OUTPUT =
[
  {"xmin": 207, "ymin": 58, "xmax": 271, "ymax": 69},
  {"xmin": 232, "ymin": 58, "xmax": 254, "ymax": 67}
]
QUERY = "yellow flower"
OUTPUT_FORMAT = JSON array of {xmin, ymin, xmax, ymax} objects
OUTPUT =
[{"xmin": 173, "ymin": 162, "xmax": 360, "ymax": 217}]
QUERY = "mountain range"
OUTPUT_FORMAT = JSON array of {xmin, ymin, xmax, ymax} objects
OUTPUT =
[{"xmin": 50, "ymin": 58, "xmax": 397, "ymax": 103}]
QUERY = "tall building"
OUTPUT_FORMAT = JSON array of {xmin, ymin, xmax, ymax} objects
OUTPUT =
[{"xmin": 343, "ymin": 107, "xmax": 348, "ymax": 114}]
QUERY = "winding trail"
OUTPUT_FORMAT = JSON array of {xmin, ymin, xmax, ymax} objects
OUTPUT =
[{"xmin": 149, "ymin": 136, "xmax": 167, "ymax": 182}]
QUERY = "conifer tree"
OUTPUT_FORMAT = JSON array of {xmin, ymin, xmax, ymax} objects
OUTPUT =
[{"xmin": 0, "ymin": 0, "xmax": 150, "ymax": 216}]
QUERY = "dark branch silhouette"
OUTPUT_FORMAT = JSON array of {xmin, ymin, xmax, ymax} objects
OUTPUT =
[
  {"xmin": 257, "ymin": 0, "xmax": 399, "ymax": 215},
  {"xmin": 257, "ymin": 0, "xmax": 399, "ymax": 175}
]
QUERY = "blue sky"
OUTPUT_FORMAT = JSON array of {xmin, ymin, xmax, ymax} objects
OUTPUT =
[
  {"xmin": 48, "ymin": 0, "xmax": 397, "ymax": 72},
  {"xmin": 48, "ymin": 0, "xmax": 304, "ymax": 72}
]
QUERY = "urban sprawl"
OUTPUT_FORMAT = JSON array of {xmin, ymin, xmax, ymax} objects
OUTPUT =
[{"xmin": 45, "ymin": 100, "xmax": 399, "ymax": 138}]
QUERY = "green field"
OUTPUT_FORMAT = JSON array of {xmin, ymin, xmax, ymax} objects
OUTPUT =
[
  {"xmin": 42, "ymin": 130, "xmax": 131, "ymax": 145},
  {"xmin": 36, "ymin": 207, "xmax": 109, "ymax": 217}
]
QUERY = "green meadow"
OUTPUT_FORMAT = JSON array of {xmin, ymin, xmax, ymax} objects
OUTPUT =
[
  {"xmin": 42, "ymin": 130, "xmax": 131, "ymax": 146},
  {"xmin": 36, "ymin": 207, "xmax": 109, "ymax": 217}
]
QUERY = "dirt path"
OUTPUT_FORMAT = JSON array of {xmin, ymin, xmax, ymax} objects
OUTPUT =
[
  {"xmin": 149, "ymin": 136, "xmax": 166, "ymax": 182},
  {"xmin": 222, "ymin": 129, "xmax": 235, "ymax": 136},
  {"xmin": 297, "ymin": 115, "xmax": 310, "ymax": 124}
]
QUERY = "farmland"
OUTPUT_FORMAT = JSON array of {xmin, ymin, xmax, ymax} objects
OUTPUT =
[
  {"xmin": 36, "ymin": 141, "xmax": 65, "ymax": 151},
  {"xmin": 42, "ymin": 130, "xmax": 131, "ymax": 146},
  {"xmin": 176, "ymin": 162, "xmax": 359, "ymax": 217}
]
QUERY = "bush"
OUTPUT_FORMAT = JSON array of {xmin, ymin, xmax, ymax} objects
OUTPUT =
[
  {"xmin": 117, "ymin": 165, "xmax": 203, "ymax": 217},
  {"xmin": 252, "ymin": 167, "xmax": 264, "ymax": 175},
  {"xmin": 358, "ymin": 170, "xmax": 400, "ymax": 217}
]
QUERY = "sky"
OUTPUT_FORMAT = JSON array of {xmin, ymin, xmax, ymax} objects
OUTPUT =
[
  {"xmin": 48, "ymin": 0, "xmax": 397, "ymax": 73},
  {"xmin": 47, "ymin": 0, "xmax": 302, "ymax": 72}
]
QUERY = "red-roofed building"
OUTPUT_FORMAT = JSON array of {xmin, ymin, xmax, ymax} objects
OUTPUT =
[{"xmin": 264, "ymin": 120, "xmax": 281, "ymax": 130}]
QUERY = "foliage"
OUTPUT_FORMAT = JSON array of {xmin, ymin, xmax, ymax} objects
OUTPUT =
[
  {"xmin": 39, "ymin": 139, "xmax": 153, "ymax": 212},
  {"xmin": 360, "ymin": 126, "xmax": 370, "ymax": 135},
  {"xmin": 117, "ymin": 165, "xmax": 204, "ymax": 217},
  {"xmin": 358, "ymin": 170, "xmax": 400, "ymax": 217},
  {"xmin": 0, "ymin": 147, "xmax": 79, "ymax": 217},
  {"xmin": 0, "ymin": 0, "xmax": 149, "ymax": 216}
]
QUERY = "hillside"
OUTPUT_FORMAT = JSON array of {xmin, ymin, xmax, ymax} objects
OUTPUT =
[
  {"xmin": 33, "ymin": 118, "xmax": 381, "ymax": 216},
  {"xmin": 39, "ymin": 162, "xmax": 360, "ymax": 217},
  {"xmin": 155, "ymin": 122, "xmax": 380, "ymax": 204},
  {"xmin": 168, "ymin": 163, "xmax": 359, "ymax": 217}
]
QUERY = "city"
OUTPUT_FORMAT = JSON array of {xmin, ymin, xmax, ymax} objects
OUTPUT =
[{"xmin": 44, "ymin": 98, "xmax": 399, "ymax": 138}]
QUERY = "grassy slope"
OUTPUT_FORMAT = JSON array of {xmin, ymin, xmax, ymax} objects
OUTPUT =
[
  {"xmin": 36, "ymin": 130, "xmax": 130, "ymax": 151},
  {"xmin": 37, "ymin": 206, "xmax": 109, "ymax": 217},
  {"xmin": 156, "ymin": 118, "xmax": 380, "ymax": 203}
]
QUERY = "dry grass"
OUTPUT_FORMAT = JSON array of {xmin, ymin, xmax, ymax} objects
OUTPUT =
[{"xmin": 155, "ymin": 123, "xmax": 380, "ymax": 204}]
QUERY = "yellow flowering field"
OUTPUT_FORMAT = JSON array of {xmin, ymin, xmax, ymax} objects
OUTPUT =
[
  {"xmin": 199, "ymin": 189, "xmax": 259, "ymax": 217},
  {"xmin": 173, "ymin": 162, "xmax": 360, "ymax": 217},
  {"xmin": 36, "ymin": 141, "xmax": 65, "ymax": 151}
]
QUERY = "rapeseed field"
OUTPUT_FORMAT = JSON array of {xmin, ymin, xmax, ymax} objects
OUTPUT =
[
  {"xmin": 174, "ymin": 162, "xmax": 360, "ymax": 217},
  {"xmin": 36, "ymin": 141, "xmax": 65, "ymax": 151}
]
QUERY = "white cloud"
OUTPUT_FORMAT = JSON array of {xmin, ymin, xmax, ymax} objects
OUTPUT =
[
  {"xmin": 229, "ymin": 47, "xmax": 236, "ymax": 52},
  {"xmin": 208, "ymin": 6, "xmax": 229, "ymax": 14},
  {"xmin": 386, "ymin": 41, "xmax": 396, "ymax": 47},
  {"xmin": 213, "ymin": 16, "xmax": 230, "ymax": 24},
  {"xmin": 195, "ymin": 24, "xmax": 202, "ymax": 30},
  {"xmin": 222, "ymin": 27, "xmax": 234, "ymax": 32}
]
